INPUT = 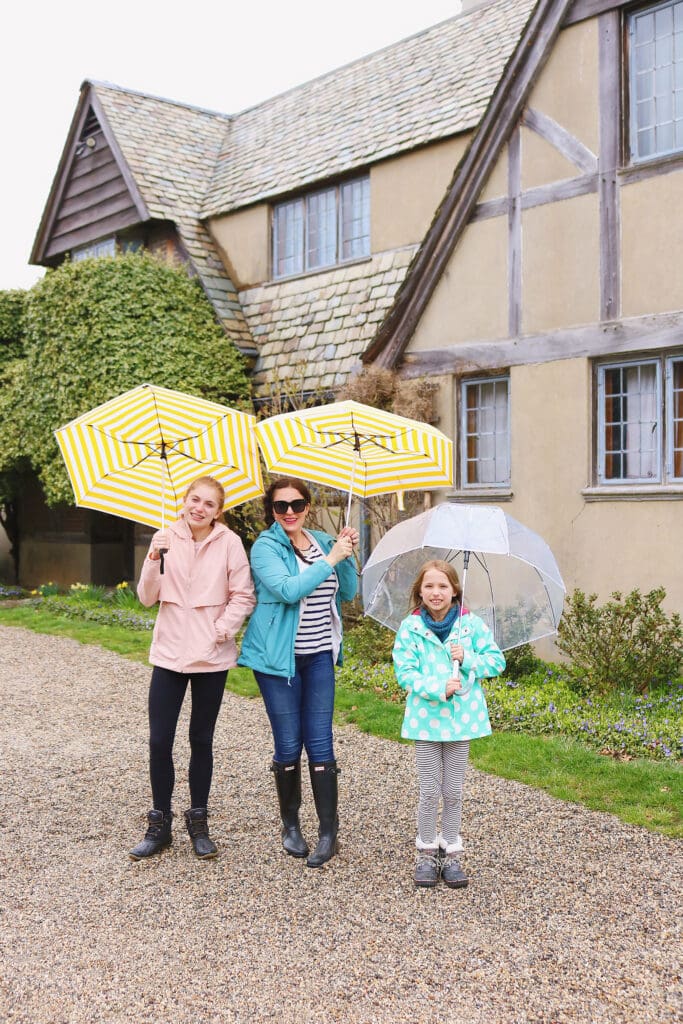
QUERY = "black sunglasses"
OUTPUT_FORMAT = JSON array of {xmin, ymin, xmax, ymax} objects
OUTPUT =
[{"xmin": 272, "ymin": 498, "xmax": 308, "ymax": 515}]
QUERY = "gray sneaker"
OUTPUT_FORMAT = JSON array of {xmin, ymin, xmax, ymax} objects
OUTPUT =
[
  {"xmin": 414, "ymin": 847, "xmax": 440, "ymax": 887},
  {"xmin": 441, "ymin": 852, "xmax": 468, "ymax": 888}
]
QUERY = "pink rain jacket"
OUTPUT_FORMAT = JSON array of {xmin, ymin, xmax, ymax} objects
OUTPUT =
[{"xmin": 137, "ymin": 517, "xmax": 256, "ymax": 674}]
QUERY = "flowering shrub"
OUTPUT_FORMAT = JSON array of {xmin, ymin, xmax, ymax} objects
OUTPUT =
[
  {"xmin": 484, "ymin": 670, "xmax": 682, "ymax": 760},
  {"xmin": 557, "ymin": 587, "xmax": 683, "ymax": 694}
]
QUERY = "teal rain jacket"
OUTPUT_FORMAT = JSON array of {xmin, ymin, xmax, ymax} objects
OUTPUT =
[{"xmin": 238, "ymin": 522, "xmax": 357, "ymax": 680}]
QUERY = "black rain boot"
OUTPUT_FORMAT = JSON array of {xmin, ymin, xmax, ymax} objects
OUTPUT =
[
  {"xmin": 306, "ymin": 761, "xmax": 340, "ymax": 868},
  {"xmin": 129, "ymin": 809, "xmax": 173, "ymax": 861},
  {"xmin": 184, "ymin": 807, "xmax": 218, "ymax": 859},
  {"xmin": 270, "ymin": 761, "xmax": 309, "ymax": 858}
]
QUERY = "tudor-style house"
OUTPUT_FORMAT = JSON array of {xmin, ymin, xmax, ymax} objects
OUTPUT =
[{"xmin": 26, "ymin": 0, "xmax": 683, "ymax": 631}]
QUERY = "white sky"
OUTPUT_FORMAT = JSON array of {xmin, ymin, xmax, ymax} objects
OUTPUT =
[{"xmin": 2, "ymin": 0, "xmax": 463, "ymax": 291}]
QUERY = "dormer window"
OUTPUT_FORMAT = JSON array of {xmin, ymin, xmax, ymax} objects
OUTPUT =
[{"xmin": 272, "ymin": 175, "xmax": 370, "ymax": 279}]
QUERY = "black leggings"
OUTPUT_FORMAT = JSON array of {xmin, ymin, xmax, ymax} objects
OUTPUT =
[{"xmin": 148, "ymin": 666, "xmax": 227, "ymax": 813}]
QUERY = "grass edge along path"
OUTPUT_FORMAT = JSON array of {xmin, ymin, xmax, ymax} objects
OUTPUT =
[{"xmin": 1, "ymin": 605, "xmax": 681, "ymax": 839}]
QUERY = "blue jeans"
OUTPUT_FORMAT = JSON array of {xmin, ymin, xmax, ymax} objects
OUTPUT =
[{"xmin": 254, "ymin": 650, "xmax": 336, "ymax": 764}]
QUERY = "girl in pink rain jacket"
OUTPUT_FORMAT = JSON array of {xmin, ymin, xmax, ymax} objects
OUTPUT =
[{"xmin": 130, "ymin": 475, "xmax": 255, "ymax": 863}]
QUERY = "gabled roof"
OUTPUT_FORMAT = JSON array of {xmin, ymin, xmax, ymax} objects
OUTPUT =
[
  {"xmin": 32, "ymin": 81, "xmax": 255, "ymax": 354},
  {"xmin": 90, "ymin": 83, "xmax": 255, "ymax": 354},
  {"xmin": 363, "ymin": 0, "xmax": 576, "ymax": 368},
  {"xmin": 202, "ymin": 0, "xmax": 537, "ymax": 217}
]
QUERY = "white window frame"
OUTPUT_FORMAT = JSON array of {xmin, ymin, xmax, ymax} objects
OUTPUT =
[
  {"xmin": 598, "ymin": 359, "xmax": 661, "ymax": 483},
  {"xmin": 596, "ymin": 354, "xmax": 683, "ymax": 485},
  {"xmin": 272, "ymin": 175, "xmax": 370, "ymax": 279},
  {"xmin": 628, "ymin": 0, "xmax": 683, "ymax": 162},
  {"xmin": 460, "ymin": 375, "xmax": 510, "ymax": 489},
  {"xmin": 666, "ymin": 355, "xmax": 683, "ymax": 479}
]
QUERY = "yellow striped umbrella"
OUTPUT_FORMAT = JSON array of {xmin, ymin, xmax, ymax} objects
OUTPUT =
[
  {"xmin": 254, "ymin": 400, "xmax": 453, "ymax": 519},
  {"xmin": 55, "ymin": 384, "xmax": 264, "ymax": 532}
]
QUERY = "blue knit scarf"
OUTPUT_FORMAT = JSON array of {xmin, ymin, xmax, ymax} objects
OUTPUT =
[{"xmin": 419, "ymin": 603, "xmax": 459, "ymax": 642}]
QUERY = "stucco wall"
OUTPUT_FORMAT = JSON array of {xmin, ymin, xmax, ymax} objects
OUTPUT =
[
  {"xmin": 411, "ymin": 216, "xmax": 509, "ymax": 350},
  {"xmin": 372, "ymin": 137, "xmax": 468, "ymax": 252},
  {"xmin": 525, "ymin": 19, "xmax": 599, "ymax": 162},
  {"xmin": 507, "ymin": 359, "xmax": 683, "ymax": 616},
  {"xmin": 522, "ymin": 192, "xmax": 600, "ymax": 334},
  {"xmin": 208, "ymin": 205, "xmax": 270, "ymax": 289},
  {"xmin": 621, "ymin": 169, "xmax": 683, "ymax": 317}
]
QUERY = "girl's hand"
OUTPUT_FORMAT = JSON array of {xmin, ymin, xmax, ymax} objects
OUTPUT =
[
  {"xmin": 339, "ymin": 526, "xmax": 360, "ymax": 548},
  {"xmin": 450, "ymin": 643, "xmax": 464, "ymax": 664},
  {"xmin": 446, "ymin": 677, "xmax": 462, "ymax": 698},
  {"xmin": 149, "ymin": 532, "xmax": 169, "ymax": 561}
]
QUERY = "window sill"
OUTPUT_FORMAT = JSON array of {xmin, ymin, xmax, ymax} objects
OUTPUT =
[
  {"xmin": 582, "ymin": 485, "xmax": 683, "ymax": 501},
  {"xmin": 270, "ymin": 255, "xmax": 372, "ymax": 285},
  {"xmin": 620, "ymin": 149, "xmax": 683, "ymax": 183},
  {"xmin": 446, "ymin": 490, "xmax": 514, "ymax": 503}
]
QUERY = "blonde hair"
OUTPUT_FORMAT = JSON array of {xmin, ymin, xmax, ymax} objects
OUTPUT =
[
  {"xmin": 182, "ymin": 475, "xmax": 226, "ymax": 523},
  {"xmin": 409, "ymin": 559, "xmax": 462, "ymax": 613}
]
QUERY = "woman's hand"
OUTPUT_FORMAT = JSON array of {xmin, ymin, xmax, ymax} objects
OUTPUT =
[
  {"xmin": 148, "ymin": 531, "xmax": 169, "ymax": 561},
  {"xmin": 339, "ymin": 526, "xmax": 360, "ymax": 548},
  {"xmin": 326, "ymin": 532, "xmax": 354, "ymax": 566}
]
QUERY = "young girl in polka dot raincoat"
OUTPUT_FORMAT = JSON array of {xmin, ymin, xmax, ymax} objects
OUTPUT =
[{"xmin": 392, "ymin": 559, "xmax": 505, "ymax": 889}]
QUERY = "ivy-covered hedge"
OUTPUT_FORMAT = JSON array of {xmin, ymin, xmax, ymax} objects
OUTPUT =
[
  {"xmin": 0, "ymin": 289, "xmax": 26, "ymax": 365},
  {"xmin": 0, "ymin": 252, "xmax": 252, "ymax": 506}
]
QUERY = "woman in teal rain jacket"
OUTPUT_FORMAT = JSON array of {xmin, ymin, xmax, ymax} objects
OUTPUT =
[{"xmin": 239, "ymin": 477, "xmax": 358, "ymax": 868}]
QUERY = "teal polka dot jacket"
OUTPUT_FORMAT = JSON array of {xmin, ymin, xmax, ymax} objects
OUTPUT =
[{"xmin": 392, "ymin": 610, "xmax": 506, "ymax": 743}]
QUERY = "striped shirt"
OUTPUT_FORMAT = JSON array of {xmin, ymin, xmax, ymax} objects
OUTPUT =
[{"xmin": 294, "ymin": 540, "xmax": 336, "ymax": 655}]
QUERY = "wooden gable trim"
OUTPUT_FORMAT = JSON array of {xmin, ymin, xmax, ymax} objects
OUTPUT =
[
  {"xmin": 563, "ymin": 0, "xmax": 623, "ymax": 28},
  {"xmin": 31, "ymin": 82, "xmax": 149, "ymax": 265},
  {"xmin": 362, "ymin": 0, "xmax": 576, "ymax": 369}
]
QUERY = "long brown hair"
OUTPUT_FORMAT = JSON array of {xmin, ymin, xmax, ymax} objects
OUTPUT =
[{"xmin": 409, "ymin": 559, "xmax": 462, "ymax": 613}]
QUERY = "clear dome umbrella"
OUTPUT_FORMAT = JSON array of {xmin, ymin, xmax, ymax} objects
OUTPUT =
[{"xmin": 362, "ymin": 503, "xmax": 566, "ymax": 658}]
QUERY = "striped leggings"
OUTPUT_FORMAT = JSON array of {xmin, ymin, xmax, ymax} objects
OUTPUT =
[{"xmin": 414, "ymin": 739, "xmax": 470, "ymax": 847}]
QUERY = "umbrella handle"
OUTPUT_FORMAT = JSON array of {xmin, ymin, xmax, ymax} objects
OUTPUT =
[{"xmin": 159, "ymin": 548, "xmax": 168, "ymax": 575}]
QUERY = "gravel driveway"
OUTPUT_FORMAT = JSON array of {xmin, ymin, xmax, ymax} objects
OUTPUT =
[{"xmin": 0, "ymin": 625, "xmax": 680, "ymax": 1024}]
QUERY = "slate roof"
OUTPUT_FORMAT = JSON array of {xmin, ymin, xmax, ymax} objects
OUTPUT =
[
  {"xmin": 41, "ymin": 0, "xmax": 539, "ymax": 392},
  {"xmin": 91, "ymin": 83, "xmax": 255, "ymax": 353},
  {"xmin": 202, "ymin": 0, "xmax": 537, "ymax": 216},
  {"xmin": 241, "ymin": 245, "xmax": 419, "ymax": 394}
]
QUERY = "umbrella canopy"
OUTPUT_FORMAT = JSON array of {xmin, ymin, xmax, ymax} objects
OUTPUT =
[
  {"xmin": 254, "ymin": 400, "xmax": 453, "ymax": 518},
  {"xmin": 362, "ymin": 503, "xmax": 565, "ymax": 651},
  {"xmin": 55, "ymin": 383, "xmax": 264, "ymax": 530}
]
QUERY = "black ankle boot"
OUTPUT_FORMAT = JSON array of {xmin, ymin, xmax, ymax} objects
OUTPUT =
[
  {"xmin": 129, "ymin": 809, "xmax": 173, "ymax": 860},
  {"xmin": 184, "ymin": 807, "xmax": 218, "ymax": 859},
  {"xmin": 270, "ymin": 761, "xmax": 309, "ymax": 858},
  {"xmin": 306, "ymin": 761, "xmax": 340, "ymax": 868}
]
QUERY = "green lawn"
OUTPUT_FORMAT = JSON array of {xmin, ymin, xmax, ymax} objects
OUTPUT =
[{"xmin": 2, "ymin": 603, "xmax": 681, "ymax": 838}]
